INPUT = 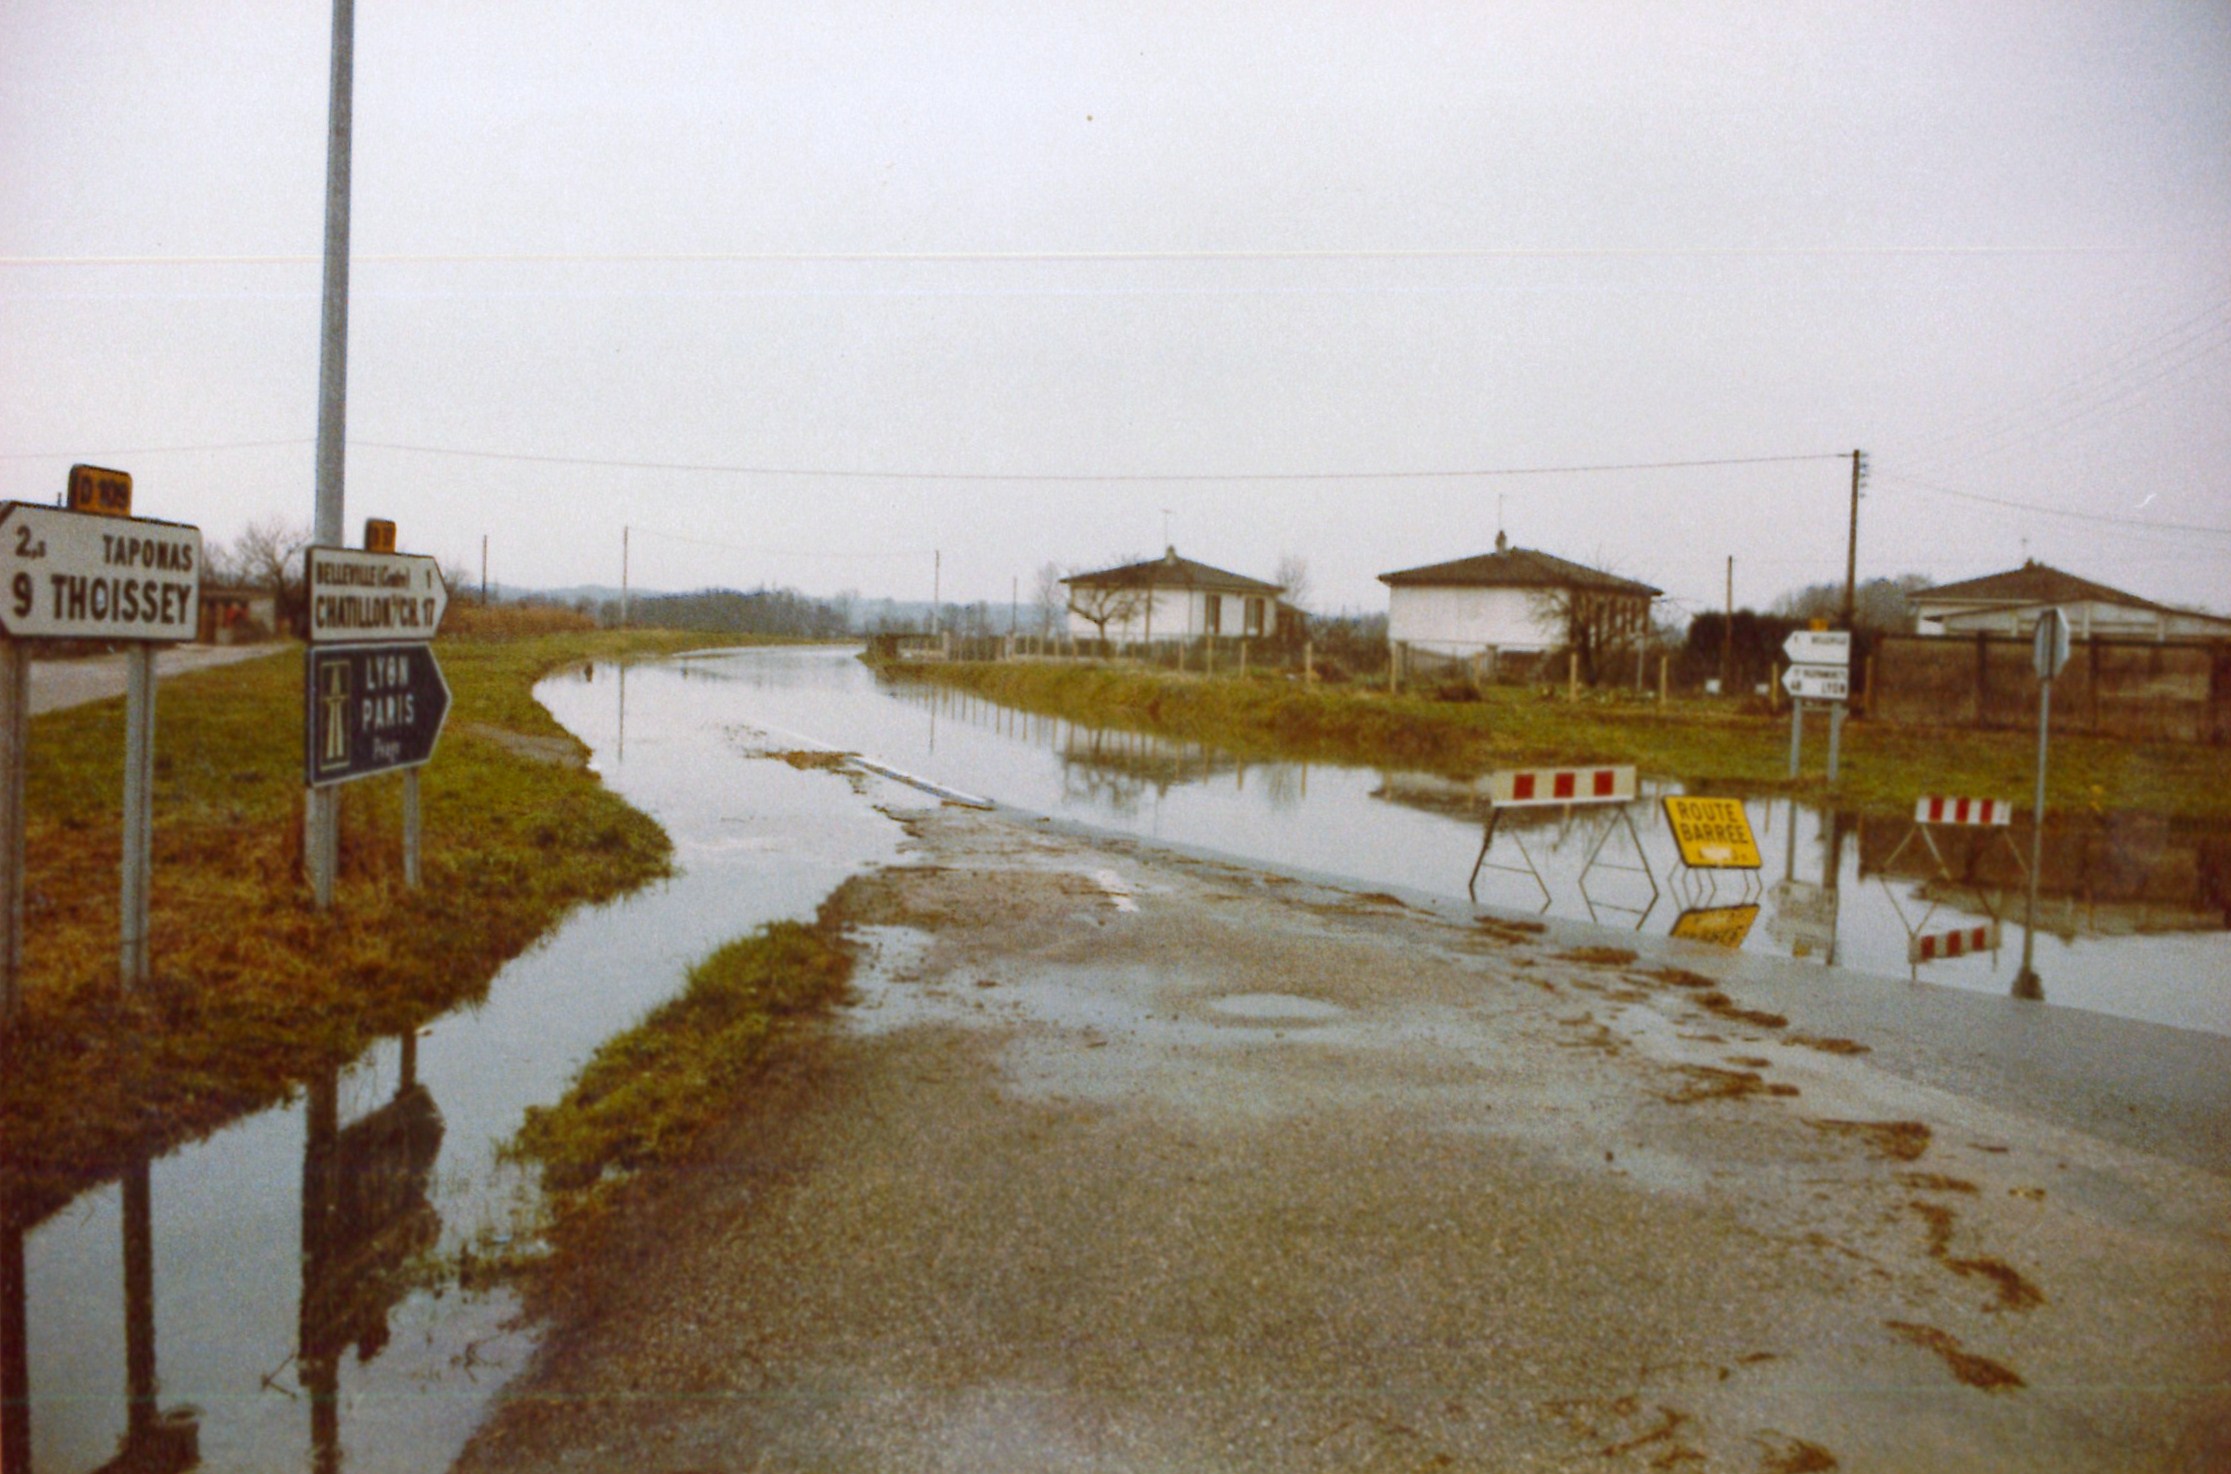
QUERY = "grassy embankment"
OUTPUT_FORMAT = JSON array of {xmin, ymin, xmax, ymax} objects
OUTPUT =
[
  {"xmin": 0, "ymin": 621, "xmax": 742, "ymax": 1226},
  {"xmin": 890, "ymin": 660, "xmax": 2231, "ymax": 821},
  {"xmin": 502, "ymin": 918, "xmax": 851, "ymax": 1273}
]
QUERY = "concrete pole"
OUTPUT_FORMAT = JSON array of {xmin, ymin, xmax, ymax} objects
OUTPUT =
[
  {"xmin": 1788, "ymin": 698, "xmax": 1804, "ymax": 778},
  {"xmin": 620, "ymin": 525, "xmax": 629, "ymax": 629},
  {"xmin": 120, "ymin": 646, "xmax": 156, "ymax": 985},
  {"xmin": 308, "ymin": 0, "xmax": 354, "ymax": 911},
  {"xmin": 1826, "ymin": 700, "xmax": 1844, "ymax": 785}
]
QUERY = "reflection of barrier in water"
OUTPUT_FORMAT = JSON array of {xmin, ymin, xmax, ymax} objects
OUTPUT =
[
  {"xmin": 1466, "ymin": 767, "xmax": 1654, "ymax": 926},
  {"xmin": 1875, "ymin": 795, "xmax": 2028, "ymax": 956},
  {"xmin": 300, "ymin": 1036, "xmax": 445, "ymax": 1474}
]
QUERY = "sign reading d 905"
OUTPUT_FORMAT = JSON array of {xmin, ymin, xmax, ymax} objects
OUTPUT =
[{"xmin": 0, "ymin": 501, "xmax": 201, "ymax": 642}]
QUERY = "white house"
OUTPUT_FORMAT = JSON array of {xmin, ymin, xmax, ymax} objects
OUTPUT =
[
  {"xmin": 1378, "ymin": 534, "xmax": 1660, "ymax": 663},
  {"xmin": 1913, "ymin": 561, "xmax": 2231, "ymax": 642},
  {"xmin": 1062, "ymin": 548, "xmax": 1284, "ymax": 643}
]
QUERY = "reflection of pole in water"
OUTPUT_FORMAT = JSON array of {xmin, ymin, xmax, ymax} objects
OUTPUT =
[
  {"xmin": 1821, "ymin": 807, "xmax": 1848, "ymax": 968},
  {"xmin": 2, "ymin": 1158, "xmax": 27, "ymax": 1474},
  {"xmin": 301, "ymin": 1070, "xmax": 342, "ymax": 1474},
  {"xmin": 616, "ymin": 662, "xmax": 627, "ymax": 766}
]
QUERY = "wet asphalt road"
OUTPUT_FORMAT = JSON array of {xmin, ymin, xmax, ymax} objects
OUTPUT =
[{"xmin": 457, "ymin": 800, "xmax": 2231, "ymax": 1473}]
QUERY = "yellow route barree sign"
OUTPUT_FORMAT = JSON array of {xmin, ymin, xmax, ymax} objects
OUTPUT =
[{"xmin": 1662, "ymin": 796, "xmax": 1761, "ymax": 869}]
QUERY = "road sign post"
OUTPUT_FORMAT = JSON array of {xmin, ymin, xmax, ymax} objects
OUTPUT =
[
  {"xmin": 304, "ymin": 545, "xmax": 449, "ymax": 906},
  {"xmin": 0, "ymin": 498, "xmax": 201, "ymax": 1004},
  {"xmin": 1780, "ymin": 631, "xmax": 1852, "ymax": 781},
  {"xmin": 2015, "ymin": 609, "xmax": 2071, "ymax": 1000}
]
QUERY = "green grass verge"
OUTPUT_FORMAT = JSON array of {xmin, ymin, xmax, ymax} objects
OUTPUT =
[
  {"xmin": 885, "ymin": 661, "xmax": 2231, "ymax": 820},
  {"xmin": 0, "ymin": 630, "xmax": 751, "ymax": 1227},
  {"xmin": 504, "ymin": 920, "xmax": 852, "ymax": 1255}
]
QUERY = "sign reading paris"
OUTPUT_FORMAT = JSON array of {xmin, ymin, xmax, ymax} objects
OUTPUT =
[
  {"xmin": 305, "ymin": 643, "xmax": 451, "ymax": 786},
  {"xmin": 306, "ymin": 546, "xmax": 448, "ymax": 644}
]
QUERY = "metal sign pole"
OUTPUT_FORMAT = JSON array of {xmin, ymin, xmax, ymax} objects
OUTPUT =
[
  {"xmin": 120, "ymin": 645, "xmax": 156, "ymax": 987},
  {"xmin": 0, "ymin": 639, "xmax": 25, "ymax": 1028},
  {"xmin": 402, "ymin": 769, "xmax": 421, "ymax": 889},
  {"xmin": 1787, "ymin": 698, "xmax": 1804, "ymax": 777},
  {"xmin": 2015, "ymin": 672, "xmax": 2051, "ymax": 1000},
  {"xmin": 1826, "ymin": 701, "xmax": 1844, "ymax": 784}
]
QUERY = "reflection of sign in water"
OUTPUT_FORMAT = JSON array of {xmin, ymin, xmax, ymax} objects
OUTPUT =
[
  {"xmin": 1662, "ymin": 797, "xmax": 1761, "ymax": 869},
  {"xmin": 302, "ymin": 1083, "xmax": 445, "ymax": 1363},
  {"xmin": 1768, "ymin": 880, "xmax": 1839, "ymax": 950},
  {"xmin": 1671, "ymin": 905, "xmax": 1760, "ymax": 949},
  {"xmin": 1910, "ymin": 921, "xmax": 1999, "ymax": 964}
]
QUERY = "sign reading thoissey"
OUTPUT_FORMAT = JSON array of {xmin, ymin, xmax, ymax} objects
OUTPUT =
[
  {"xmin": 306, "ymin": 547, "xmax": 448, "ymax": 644},
  {"xmin": 0, "ymin": 502, "xmax": 201, "ymax": 641},
  {"xmin": 305, "ymin": 643, "xmax": 451, "ymax": 786}
]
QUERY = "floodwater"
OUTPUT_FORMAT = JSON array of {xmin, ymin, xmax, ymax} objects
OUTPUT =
[
  {"xmin": 7, "ymin": 656, "xmax": 903, "ymax": 1474},
  {"xmin": 9, "ymin": 641, "xmax": 2225, "ymax": 1473},
  {"xmin": 694, "ymin": 644, "xmax": 2229, "ymax": 1039}
]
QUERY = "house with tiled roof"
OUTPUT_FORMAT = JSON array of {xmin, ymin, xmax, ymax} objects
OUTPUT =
[
  {"xmin": 1377, "ymin": 533, "xmax": 1661, "ymax": 664},
  {"xmin": 1062, "ymin": 547, "xmax": 1284, "ymax": 643},
  {"xmin": 1913, "ymin": 560, "xmax": 2231, "ymax": 642}
]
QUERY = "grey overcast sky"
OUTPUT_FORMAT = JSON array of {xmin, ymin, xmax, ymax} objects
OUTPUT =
[{"xmin": 4, "ymin": 1, "xmax": 2228, "ymax": 620}]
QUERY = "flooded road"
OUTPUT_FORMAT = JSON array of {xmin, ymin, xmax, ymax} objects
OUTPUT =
[
  {"xmin": 11, "ymin": 642, "xmax": 2226, "ymax": 1472},
  {"xmin": 689, "ymin": 646, "xmax": 2231, "ymax": 1039}
]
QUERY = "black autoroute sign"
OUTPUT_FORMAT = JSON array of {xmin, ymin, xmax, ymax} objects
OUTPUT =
[{"xmin": 305, "ymin": 642, "xmax": 451, "ymax": 787}]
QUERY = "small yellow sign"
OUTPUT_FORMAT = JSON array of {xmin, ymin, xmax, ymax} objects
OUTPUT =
[
  {"xmin": 1671, "ymin": 905, "xmax": 1761, "ymax": 949},
  {"xmin": 1662, "ymin": 796, "xmax": 1762, "ymax": 869},
  {"xmin": 363, "ymin": 518, "xmax": 398, "ymax": 553},
  {"xmin": 66, "ymin": 464, "xmax": 132, "ymax": 517}
]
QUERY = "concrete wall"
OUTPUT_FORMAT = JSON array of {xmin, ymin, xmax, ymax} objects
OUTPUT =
[{"xmin": 1386, "ymin": 585, "xmax": 1558, "ymax": 656}]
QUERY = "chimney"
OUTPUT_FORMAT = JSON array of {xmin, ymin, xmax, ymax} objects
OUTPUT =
[{"xmin": 1495, "ymin": 529, "xmax": 1509, "ymax": 553}]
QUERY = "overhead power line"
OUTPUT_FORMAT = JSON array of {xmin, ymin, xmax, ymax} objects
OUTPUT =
[
  {"xmin": 0, "ymin": 438, "xmax": 309, "ymax": 462},
  {"xmin": 1871, "ymin": 467, "xmax": 2231, "ymax": 537},
  {"xmin": 353, "ymin": 439, "xmax": 1843, "ymax": 484}
]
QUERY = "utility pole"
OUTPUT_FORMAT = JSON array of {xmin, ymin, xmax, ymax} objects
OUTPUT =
[
  {"xmin": 1842, "ymin": 448, "xmax": 1865, "ymax": 629},
  {"xmin": 307, "ymin": 0, "xmax": 355, "ymax": 911},
  {"xmin": 1720, "ymin": 555, "xmax": 1733, "ymax": 695},
  {"xmin": 619, "ymin": 525, "xmax": 629, "ymax": 629},
  {"xmin": 480, "ymin": 534, "xmax": 488, "ymax": 605},
  {"xmin": 932, "ymin": 549, "xmax": 941, "ymax": 635}
]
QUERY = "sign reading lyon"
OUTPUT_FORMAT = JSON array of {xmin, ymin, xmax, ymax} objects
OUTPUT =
[
  {"xmin": 306, "ymin": 547, "xmax": 448, "ymax": 644},
  {"xmin": 305, "ymin": 642, "xmax": 451, "ymax": 786}
]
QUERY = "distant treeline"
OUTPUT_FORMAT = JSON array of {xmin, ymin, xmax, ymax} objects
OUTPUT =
[{"xmin": 572, "ymin": 587, "xmax": 939, "ymax": 637}]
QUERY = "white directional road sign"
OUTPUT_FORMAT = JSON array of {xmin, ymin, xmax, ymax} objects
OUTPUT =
[
  {"xmin": 1782, "ymin": 663, "xmax": 1850, "ymax": 701},
  {"xmin": 306, "ymin": 546, "xmax": 448, "ymax": 644},
  {"xmin": 1782, "ymin": 629, "xmax": 1851, "ymax": 667},
  {"xmin": 0, "ymin": 502, "xmax": 201, "ymax": 642},
  {"xmin": 1767, "ymin": 879, "xmax": 1840, "ymax": 949}
]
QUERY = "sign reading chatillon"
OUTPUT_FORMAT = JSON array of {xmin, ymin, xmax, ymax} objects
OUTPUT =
[
  {"xmin": 305, "ymin": 546, "xmax": 448, "ymax": 644},
  {"xmin": 1661, "ymin": 796, "xmax": 1762, "ymax": 869}
]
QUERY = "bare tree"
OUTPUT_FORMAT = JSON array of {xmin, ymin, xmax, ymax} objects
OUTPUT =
[
  {"xmin": 1530, "ymin": 583, "xmax": 1651, "ymax": 685},
  {"xmin": 215, "ymin": 516, "xmax": 313, "ymax": 629},
  {"xmin": 1067, "ymin": 580, "xmax": 1148, "ymax": 648},
  {"xmin": 1034, "ymin": 561, "xmax": 1067, "ymax": 637},
  {"xmin": 1273, "ymin": 553, "xmax": 1311, "ymax": 613}
]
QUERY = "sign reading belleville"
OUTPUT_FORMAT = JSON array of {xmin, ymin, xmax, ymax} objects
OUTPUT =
[
  {"xmin": 306, "ymin": 546, "xmax": 448, "ymax": 644},
  {"xmin": 305, "ymin": 642, "xmax": 451, "ymax": 787},
  {"xmin": 0, "ymin": 502, "xmax": 200, "ymax": 642}
]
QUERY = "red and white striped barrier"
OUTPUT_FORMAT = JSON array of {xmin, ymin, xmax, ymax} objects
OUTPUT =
[
  {"xmin": 1914, "ymin": 796, "xmax": 2014, "ymax": 827},
  {"xmin": 1909, "ymin": 921, "xmax": 1999, "ymax": 964},
  {"xmin": 1486, "ymin": 765, "xmax": 1637, "ymax": 808}
]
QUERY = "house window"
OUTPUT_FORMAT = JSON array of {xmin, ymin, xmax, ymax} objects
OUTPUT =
[
  {"xmin": 1205, "ymin": 595, "xmax": 1222, "ymax": 634},
  {"xmin": 1245, "ymin": 597, "xmax": 1265, "ymax": 636}
]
